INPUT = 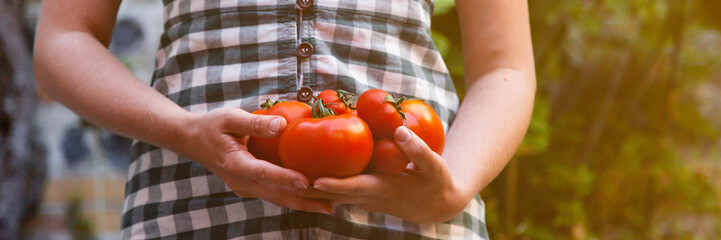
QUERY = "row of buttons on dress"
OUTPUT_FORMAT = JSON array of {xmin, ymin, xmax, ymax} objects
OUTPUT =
[
  {"xmin": 296, "ymin": 0, "xmax": 315, "ymax": 102},
  {"xmin": 293, "ymin": 1, "xmax": 327, "ymax": 236},
  {"xmin": 297, "ymin": 0, "xmax": 313, "ymax": 10},
  {"xmin": 292, "ymin": 0, "xmax": 314, "ymax": 208}
]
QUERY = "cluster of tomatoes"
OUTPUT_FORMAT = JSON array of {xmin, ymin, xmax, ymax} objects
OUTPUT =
[{"xmin": 248, "ymin": 89, "xmax": 445, "ymax": 180}]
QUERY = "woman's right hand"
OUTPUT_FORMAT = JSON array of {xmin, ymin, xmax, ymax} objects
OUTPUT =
[
  {"xmin": 33, "ymin": 0, "xmax": 334, "ymax": 216},
  {"xmin": 175, "ymin": 107, "xmax": 334, "ymax": 214}
]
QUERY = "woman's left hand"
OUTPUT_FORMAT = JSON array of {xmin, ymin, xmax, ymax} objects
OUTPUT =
[{"xmin": 310, "ymin": 126, "xmax": 474, "ymax": 223}]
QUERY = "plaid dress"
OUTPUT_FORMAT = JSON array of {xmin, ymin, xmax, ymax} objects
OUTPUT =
[{"xmin": 121, "ymin": 0, "xmax": 489, "ymax": 239}]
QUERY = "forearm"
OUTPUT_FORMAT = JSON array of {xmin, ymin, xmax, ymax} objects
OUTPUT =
[
  {"xmin": 443, "ymin": 68, "xmax": 535, "ymax": 198},
  {"xmin": 34, "ymin": 30, "xmax": 191, "ymax": 152}
]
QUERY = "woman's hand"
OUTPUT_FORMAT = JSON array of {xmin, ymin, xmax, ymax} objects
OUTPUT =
[
  {"xmin": 310, "ymin": 127, "xmax": 475, "ymax": 223},
  {"xmin": 177, "ymin": 107, "xmax": 334, "ymax": 214}
]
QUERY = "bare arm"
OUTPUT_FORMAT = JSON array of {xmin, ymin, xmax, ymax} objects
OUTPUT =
[
  {"xmin": 34, "ymin": 0, "xmax": 189, "ymax": 152},
  {"xmin": 311, "ymin": 0, "xmax": 536, "ymax": 223},
  {"xmin": 34, "ymin": 0, "xmax": 333, "ymax": 213},
  {"xmin": 446, "ymin": 0, "xmax": 536, "ymax": 196}
]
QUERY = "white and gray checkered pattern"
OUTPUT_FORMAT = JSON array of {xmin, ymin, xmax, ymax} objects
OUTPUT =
[{"xmin": 121, "ymin": 0, "xmax": 488, "ymax": 239}]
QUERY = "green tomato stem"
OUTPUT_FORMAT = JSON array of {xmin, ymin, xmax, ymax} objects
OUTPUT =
[
  {"xmin": 337, "ymin": 89, "xmax": 358, "ymax": 109},
  {"xmin": 259, "ymin": 98, "xmax": 282, "ymax": 109},
  {"xmin": 312, "ymin": 98, "xmax": 337, "ymax": 118}
]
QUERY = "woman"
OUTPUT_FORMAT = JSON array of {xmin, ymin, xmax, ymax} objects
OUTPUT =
[{"xmin": 34, "ymin": 0, "xmax": 535, "ymax": 239}]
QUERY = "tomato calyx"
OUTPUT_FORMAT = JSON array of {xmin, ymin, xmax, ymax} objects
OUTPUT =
[
  {"xmin": 384, "ymin": 94, "xmax": 408, "ymax": 123},
  {"xmin": 311, "ymin": 98, "xmax": 337, "ymax": 118},
  {"xmin": 337, "ymin": 90, "xmax": 358, "ymax": 110},
  {"xmin": 260, "ymin": 99, "xmax": 282, "ymax": 109}
]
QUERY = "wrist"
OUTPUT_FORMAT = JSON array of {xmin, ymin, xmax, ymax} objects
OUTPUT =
[
  {"xmin": 421, "ymin": 177, "xmax": 474, "ymax": 223},
  {"xmin": 163, "ymin": 110, "xmax": 198, "ymax": 155},
  {"xmin": 451, "ymin": 176, "xmax": 477, "ymax": 207}
]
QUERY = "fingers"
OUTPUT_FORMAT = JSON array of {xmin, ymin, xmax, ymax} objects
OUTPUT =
[
  {"xmin": 292, "ymin": 187, "xmax": 348, "ymax": 201},
  {"xmin": 393, "ymin": 126, "xmax": 442, "ymax": 172},
  {"xmin": 233, "ymin": 182, "xmax": 334, "ymax": 214},
  {"xmin": 225, "ymin": 151, "xmax": 309, "ymax": 191},
  {"xmin": 265, "ymin": 188, "xmax": 335, "ymax": 214},
  {"xmin": 312, "ymin": 174, "xmax": 389, "ymax": 196},
  {"xmin": 221, "ymin": 108, "xmax": 286, "ymax": 138}
]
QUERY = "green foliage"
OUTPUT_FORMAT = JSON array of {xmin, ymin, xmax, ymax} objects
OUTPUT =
[
  {"xmin": 431, "ymin": 0, "xmax": 721, "ymax": 239},
  {"xmin": 518, "ymin": 97, "xmax": 552, "ymax": 156},
  {"xmin": 66, "ymin": 193, "xmax": 95, "ymax": 240},
  {"xmin": 432, "ymin": 0, "xmax": 455, "ymax": 16}
]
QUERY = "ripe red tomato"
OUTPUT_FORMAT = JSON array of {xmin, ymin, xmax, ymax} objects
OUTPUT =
[
  {"xmin": 314, "ymin": 90, "xmax": 356, "ymax": 115},
  {"xmin": 367, "ymin": 138, "xmax": 409, "ymax": 175},
  {"xmin": 248, "ymin": 101, "xmax": 312, "ymax": 165},
  {"xmin": 356, "ymin": 89, "xmax": 445, "ymax": 154},
  {"xmin": 400, "ymin": 100, "xmax": 445, "ymax": 154},
  {"xmin": 252, "ymin": 109, "xmax": 268, "ymax": 115},
  {"xmin": 356, "ymin": 89, "xmax": 404, "ymax": 139},
  {"xmin": 251, "ymin": 99, "xmax": 279, "ymax": 115},
  {"xmin": 279, "ymin": 100, "xmax": 373, "ymax": 180}
]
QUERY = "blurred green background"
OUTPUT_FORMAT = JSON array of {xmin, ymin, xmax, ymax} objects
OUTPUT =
[
  {"xmin": 2, "ymin": 0, "xmax": 720, "ymax": 239},
  {"xmin": 431, "ymin": 0, "xmax": 721, "ymax": 239}
]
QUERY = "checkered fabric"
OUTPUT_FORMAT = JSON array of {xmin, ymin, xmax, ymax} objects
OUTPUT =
[{"xmin": 121, "ymin": 0, "xmax": 488, "ymax": 239}]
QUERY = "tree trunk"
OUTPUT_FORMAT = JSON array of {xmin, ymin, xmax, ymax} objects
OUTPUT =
[
  {"xmin": 0, "ymin": 0, "xmax": 46, "ymax": 239},
  {"xmin": 504, "ymin": 158, "xmax": 518, "ymax": 239}
]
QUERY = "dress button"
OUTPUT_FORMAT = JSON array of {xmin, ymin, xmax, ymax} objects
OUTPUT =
[
  {"xmin": 297, "ymin": 86, "xmax": 313, "ymax": 102},
  {"xmin": 297, "ymin": 42, "xmax": 314, "ymax": 58},
  {"xmin": 297, "ymin": 0, "xmax": 313, "ymax": 9}
]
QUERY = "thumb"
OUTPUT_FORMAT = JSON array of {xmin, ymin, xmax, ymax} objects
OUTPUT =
[
  {"xmin": 222, "ymin": 108, "xmax": 287, "ymax": 138},
  {"xmin": 393, "ymin": 126, "xmax": 442, "ymax": 172}
]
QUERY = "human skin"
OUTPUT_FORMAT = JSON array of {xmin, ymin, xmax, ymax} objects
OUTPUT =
[
  {"xmin": 34, "ymin": 0, "xmax": 334, "ymax": 214},
  {"xmin": 306, "ymin": 0, "xmax": 537, "ymax": 223},
  {"xmin": 34, "ymin": 0, "xmax": 535, "ymax": 223}
]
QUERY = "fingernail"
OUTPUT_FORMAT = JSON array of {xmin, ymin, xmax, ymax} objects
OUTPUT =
[
  {"xmin": 293, "ymin": 180, "xmax": 308, "ymax": 189},
  {"xmin": 317, "ymin": 208, "xmax": 331, "ymax": 215},
  {"xmin": 395, "ymin": 127, "xmax": 411, "ymax": 143},
  {"xmin": 313, "ymin": 184, "xmax": 327, "ymax": 191},
  {"xmin": 269, "ymin": 117, "xmax": 282, "ymax": 134}
]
